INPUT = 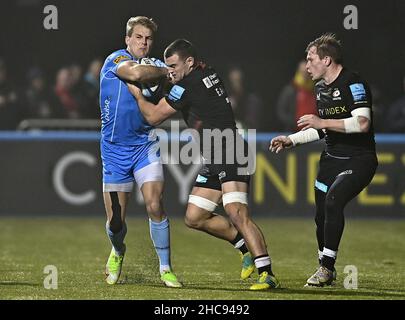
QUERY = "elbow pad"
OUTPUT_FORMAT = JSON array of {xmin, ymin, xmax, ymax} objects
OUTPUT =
[
  {"xmin": 343, "ymin": 107, "xmax": 371, "ymax": 133},
  {"xmin": 343, "ymin": 117, "xmax": 361, "ymax": 133}
]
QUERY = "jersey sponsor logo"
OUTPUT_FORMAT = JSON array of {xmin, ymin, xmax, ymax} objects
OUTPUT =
[
  {"xmin": 218, "ymin": 171, "xmax": 226, "ymax": 180},
  {"xmin": 196, "ymin": 174, "xmax": 208, "ymax": 183},
  {"xmin": 215, "ymin": 87, "xmax": 224, "ymax": 96},
  {"xmin": 113, "ymin": 55, "xmax": 131, "ymax": 64},
  {"xmin": 209, "ymin": 73, "xmax": 220, "ymax": 84},
  {"xmin": 202, "ymin": 73, "xmax": 220, "ymax": 88},
  {"xmin": 349, "ymin": 83, "xmax": 366, "ymax": 102},
  {"xmin": 332, "ymin": 88, "xmax": 341, "ymax": 100},
  {"xmin": 318, "ymin": 106, "xmax": 348, "ymax": 116},
  {"xmin": 315, "ymin": 180, "xmax": 328, "ymax": 193},
  {"xmin": 202, "ymin": 76, "xmax": 213, "ymax": 88},
  {"xmin": 168, "ymin": 85, "xmax": 186, "ymax": 102},
  {"xmin": 104, "ymin": 96, "xmax": 111, "ymax": 121}
]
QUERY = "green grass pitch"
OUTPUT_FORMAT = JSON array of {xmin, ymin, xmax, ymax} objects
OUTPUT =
[{"xmin": 0, "ymin": 217, "xmax": 404, "ymax": 300}]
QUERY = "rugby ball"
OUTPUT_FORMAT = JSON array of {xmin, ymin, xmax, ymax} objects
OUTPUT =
[{"xmin": 139, "ymin": 58, "xmax": 161, "ymax": 97}]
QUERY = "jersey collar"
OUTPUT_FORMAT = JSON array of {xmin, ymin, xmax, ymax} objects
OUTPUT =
[
  {"xmin": 326, "ymin": 67, "xmax": 345, "ymax": 87},
  {"xmin": 124, "ymin": 49, "xmax": 137, "ymax": 62}
]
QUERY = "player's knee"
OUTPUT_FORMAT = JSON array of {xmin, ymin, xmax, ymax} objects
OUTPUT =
[
  {"xmin": 184, "ymin": 211, "xmax": 204, "ymax": 230},
  {"xmin": 109, "ymin": 215, "xmax": 123, "ymax": 233},
  {"xmin": 315, "ymin": 213, "xmax": 323, "ymax": 226},
  {"xmin": 109, "ymin": 192, "xmax": 123, "ymax": 233},
  {"xmin": 223, "ymin": 192, "xmax": 249, "ymax": 225},
  {"xmin": 325, "ymin": 193, "xmax": 339, "ymax": 212},
  {"xmin": 225, "ymin": 202, "xmax": 249, "ymax": 227},
  {"xmin": 325, "ymin": 193, "xmax": 344, "ymax": 222},
  {"xmin": 315, "ymin": 206, "xmax": 325, "ymax": 225},
  {"xmin": 185, "ymin": 195, "xmax": 217, "ymax": 229},
  {"xmin": 145, "ymin": 199, "xmax": 163, "ymax": 216}
]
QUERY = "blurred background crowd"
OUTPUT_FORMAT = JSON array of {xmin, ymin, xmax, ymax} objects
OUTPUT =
[
  {"xmin": 1, "ymin": 56, "xmax": 404, "ymax": 132},
  {"xmin": 0, "ymin": 58, "xmax": 102, "ymax": 129},
  {"xmin": 1, "ymin": 0, "xmax": 404, "ymax": 133}
]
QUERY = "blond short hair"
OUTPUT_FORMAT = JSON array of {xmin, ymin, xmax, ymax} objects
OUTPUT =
[
  {"xmin": 126, "ymin": 16, "xmax": 157, "ymax": 36},
  {"xmin": 306, "ymin": 33, "xmax": 343, "ymax": 64}
]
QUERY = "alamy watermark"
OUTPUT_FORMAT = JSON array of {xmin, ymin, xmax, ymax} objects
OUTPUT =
[
  {"xmin": 343, "ymin": 265, "xmax": 358, "ymax": 289},
  {"xmin": 148, "ymin": 120, "xmax": 257, "ymax": 175},
  {"xmin": 43, "ymin": 5, "xmax": 58, "ymax": 30},
  {"xmin": 343, "ymin": 5, "xmax": 358, "ymax": 30},
  {"xmin": 43, "ymin": 265, "xmax": 58, "ymax": 289}
]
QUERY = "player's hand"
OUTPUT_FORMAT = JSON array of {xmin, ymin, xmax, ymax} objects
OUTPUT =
[
  {"xmin": 167, "ymin": 71, "xmax": 175, "ymax": 84},
  {"xmin": 269, "ymin": 136, "xmax": 293, "ymax": 153},
  {"xmin": 127, "ymin": 82, "xmax": 143, "ymax": 100},
  {"xmin": 297, "ymin": 114, "xmax": 324, "ymax": 130}
]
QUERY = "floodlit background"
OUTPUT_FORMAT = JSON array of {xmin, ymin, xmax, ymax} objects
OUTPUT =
[{"xmin": 0, "ymin": 0, "xmax": 404, "ymax": 300}]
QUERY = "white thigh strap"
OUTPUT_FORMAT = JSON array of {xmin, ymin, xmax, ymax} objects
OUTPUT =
[
  {"xmin": 188, "ymin": 195, "xmax": 218, "ymax": 212},
  {"xmin": 222, "ymin": 192, "xmax": 248, "ymax": 207}
]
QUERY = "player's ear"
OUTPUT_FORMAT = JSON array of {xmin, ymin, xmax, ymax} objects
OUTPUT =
[
  {"xmin": 125, "ymin": 36, "xmax": 130, "ymax": 46},
  {"xmin": 325, "ymin": 56, "xmax": 332, "ymax": 67},
  {"xmin": 186, "ymin": 56, "xmax": 194, "ymax": 67}
]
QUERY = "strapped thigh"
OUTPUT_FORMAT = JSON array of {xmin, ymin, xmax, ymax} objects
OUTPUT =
[
  {"xmin": 188, "ymin": 195, "xmax": 218, "ymax": 212},
  {"xmin": 222, "ymin": 192, "xmax": 248, "ymax": 207}
]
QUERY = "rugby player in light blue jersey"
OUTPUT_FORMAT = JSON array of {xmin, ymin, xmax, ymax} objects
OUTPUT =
[{"xmin": 99, "ymin": 16, "xmax": 181, "ymax": 287}]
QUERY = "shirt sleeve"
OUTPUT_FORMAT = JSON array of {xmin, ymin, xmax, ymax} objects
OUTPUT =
[
  {"xmin": 165, "ymin": 84, "xmax": 189, "ymax": 110},
  {"xmin": 110, "ymin": 54, "xmax": 132, "ymax": 75},
  {"xmin": 103, "ymin": 52, "xmax": 133, "ymax": 79},
  {"xmin": 347, "ymin": 81, "xmax": 372, "ymax": 111},
  {"xmin": 317, "ymin": 129, "xmax": 326, "ymax": 139}
]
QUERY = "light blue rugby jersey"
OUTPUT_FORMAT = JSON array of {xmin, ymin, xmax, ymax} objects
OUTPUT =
[{"xmin": 99, "ymin": 49, "xmax": 165, "ymax": 145}]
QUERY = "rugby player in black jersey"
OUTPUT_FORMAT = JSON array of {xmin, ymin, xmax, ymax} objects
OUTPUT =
[
  {"xmin": 127, "ymin": 39, "xmax": 280, "ymax": 290},
  {"xmin": 270, "ymin": 34, "xmax": 378, "ymax": 287}
]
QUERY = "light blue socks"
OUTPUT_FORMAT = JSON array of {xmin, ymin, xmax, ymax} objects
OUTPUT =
[{"xmin": 149, "ymin": 217, "xmax": 171, "ymax": 273}]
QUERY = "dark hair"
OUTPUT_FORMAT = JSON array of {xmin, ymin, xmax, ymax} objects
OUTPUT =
[
  {"xmin": 164, "ymin": 39, "xmax": 198, "ymax": 61},
  {"xmin": 306, "ymin": 33, "xmax": 343, "ymax": 64}
]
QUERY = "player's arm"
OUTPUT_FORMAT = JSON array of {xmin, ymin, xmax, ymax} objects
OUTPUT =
[
  {"xmin": 298, "ymin": 80, "xmax": 372, "ymax": 134},
  {"xmin": 269, "ymin": 128, "xmax": 323, "ymax": 153},
  {"xmin": 117, "ymin": 60, "xmax": 168, "ymax": 83},
  {"xmin": 127, "ymin": 83, "xmax": 177, "ymax": 126},
  {"xmin": 297, "ymin": 109, "xmax": 370, "ymax": 134}
]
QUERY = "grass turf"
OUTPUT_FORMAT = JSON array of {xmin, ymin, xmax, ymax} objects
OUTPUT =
[{"xmin": 0, "ymin": 217, "xmax": 404, "ymax": 300}]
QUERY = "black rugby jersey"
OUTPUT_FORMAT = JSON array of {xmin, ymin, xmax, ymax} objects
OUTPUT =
[
  {"xmin": 165, "ymin": 64, "xmax": 236, "ymax": 132},
  {"xmin": 315, "ymin": 68, "xmax": 376, "ymax": 156}
]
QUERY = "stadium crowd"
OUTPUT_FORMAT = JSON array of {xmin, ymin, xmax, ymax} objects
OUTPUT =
[
  {"xmin": 0, "ymin": 58, "xmax": 102, "ymax": 130},
  {"xmin": 0, "ymin": 56, "xmax": 404, "ymax": 132}
]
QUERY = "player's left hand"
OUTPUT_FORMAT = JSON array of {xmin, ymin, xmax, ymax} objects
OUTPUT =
[
  {"xmin": 297, "ymin": 114, "xmax": 324, "ymax": 130},
  {"xmin": 167, "ymin": 72, "xmax": 175, "ymax": 84},
  {"xmin": 127, "ymin": 82, "xmax": 143, "ymax": 100}
]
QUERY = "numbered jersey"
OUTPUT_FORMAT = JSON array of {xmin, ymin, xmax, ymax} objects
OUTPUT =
[
  {"xmin": 165, "ymin": 64, "xmax": 236, "ymax": 132},
  {"xmin": 315, "ymin": 68, "xmax": 376, "ymax": 156}
]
